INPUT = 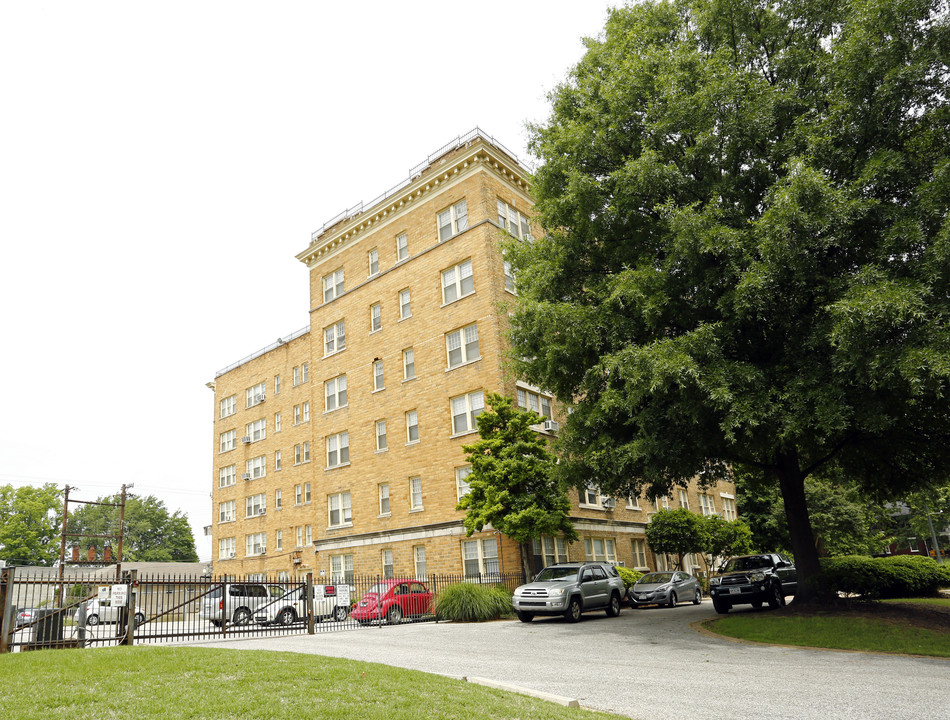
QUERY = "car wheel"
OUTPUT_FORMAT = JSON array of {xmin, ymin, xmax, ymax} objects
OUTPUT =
[
  {"xmin": 712, "ymin": 598, "xmax": 730, "ymax": 614},
  {"xmin": 606, "ymin": 592, "xmax": 621, "ymax": 617},
  {"xmin": 386, "ymin": 605, "xmax": 403, "ymax": 624},
  {"xmin": 516, "ymin": 611, "xmax": 534, "ymax": 623},
  {"xmin": 276, "ymin": 608, "xmax": 296, "ymax": 626},
  {"xmin": 563, "ymin": 597, "xmax": 582, "ymax": 623},
  {"xmin": 333, "ymin": 606, "xmax": 349, "ymax": 622},
  {"xmin": 134, "ymin": 613, "xmax": 145, "ymax": 628},
  {"xmin": 232, "ymin": 607, "xmax": 252, "ymax": 625},
  {"xmin": 767, "ymin": 582, "xmax": 784, "ymax": 609},
  {"xmin": 693, "ymin": 589, "xmax": 702, "ymax": 605},
  {"xmin": 667, "ymin": 591, "xmax": 677, "ymax": 608},
  {"xmin": 86, "ymin": 614, "xmax": 100, "ymax": 626},
  {"xmin": 750, "ymin": 599, "xmax": 763, "ymax": 609},
  {"xmin": 210, "ymin": 619, "xmax": 222, "ymax": 628}
]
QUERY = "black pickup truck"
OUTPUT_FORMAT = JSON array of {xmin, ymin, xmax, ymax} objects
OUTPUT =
[{"xmin": 708, "ymin": 553, "xmax": 797, "ymax": 614}]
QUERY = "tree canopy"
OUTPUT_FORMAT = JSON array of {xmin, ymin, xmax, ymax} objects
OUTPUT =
[
  {"xmin": 457, "ymin": 393, "xmax": 577, "ymax": 575},
  {"xmin": 644, "ymin": 508, "xmax": 706, "ymax": 569},
  {"xmin": 0, "ymin": 483, "xmax": 62, "ymax": 565},
  {"xmin": 509, "ymin": 0, "xmax": 950, "ymax": 600},
  {"xmin": 66, "ymin": 493, "xmax": 198, "ymax": 563}
]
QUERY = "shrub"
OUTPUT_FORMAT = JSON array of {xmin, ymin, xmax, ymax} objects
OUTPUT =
[
  {"xmin": 818, "ymin": 555, "xmax": 950, "ymax": 599},
  {"xmin": 436, "ymin": 583, "xmax": 513, "ymax": 622},
  {"xmin": 616, "ymin": 566, "xmax": 644, "ymax": 589}
]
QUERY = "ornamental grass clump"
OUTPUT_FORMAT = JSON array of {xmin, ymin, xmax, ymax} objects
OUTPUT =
[{"xmin": 436, "ymin": 583, "xmax": 513, "ymax": 622}]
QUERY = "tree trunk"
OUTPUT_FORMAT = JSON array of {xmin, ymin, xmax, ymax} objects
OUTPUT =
[{"xmin": 776, "ymin": 449, "xmax": 823, "ymax": 604}]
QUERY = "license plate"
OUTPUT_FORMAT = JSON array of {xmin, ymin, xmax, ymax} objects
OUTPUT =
[{"xmin": 729, "ymin": 588, "xmax": 741, "ymax": 595}]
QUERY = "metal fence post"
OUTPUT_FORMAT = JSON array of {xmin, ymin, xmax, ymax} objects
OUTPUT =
[
  {"xmin": 305, "ymin": 573, "xmax": 315, "ymax": 635},
  {"xmin": 0, "ymin": 567, "xmax": 15, "ymax": 654},
  {"xmin": 121, "ymin": 570, "xmax": 137, "ymax": 646}
]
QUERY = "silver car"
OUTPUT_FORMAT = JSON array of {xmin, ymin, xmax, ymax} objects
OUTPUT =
[
  {"xmin": 629, "ymin": 571, "xmax": 703, "ymax": 608},
  {"xmin": 512, "ymin": 562, "xmax": 626, "ymax": 622}
]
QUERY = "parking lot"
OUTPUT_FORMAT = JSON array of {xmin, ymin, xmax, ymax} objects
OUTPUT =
[{"xmin": 186, "ymin": 600, "xmax": 950, "ymax": 720}]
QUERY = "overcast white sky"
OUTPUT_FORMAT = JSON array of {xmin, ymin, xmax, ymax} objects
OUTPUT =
[{"xmin": 0, "ymin": 1, "xmax": 617, "ymax": 561}]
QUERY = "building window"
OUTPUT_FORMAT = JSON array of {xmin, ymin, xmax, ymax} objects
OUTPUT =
[
  {"xmin": 368, "ymin": 248, "xmax": 379, "ymax": 276},
  {"xmin": 441, "ymin": 259, "xmax": 474, "ymax": 304},
  {"xmin": 722, "ymin": 496, "xmax": 737, "ymax": 521},
  {"xmin": 218, "ymin": 537, "xmax": 236, "ymax": 560},
  {"xmin": 582, "ymin": 486, "xmax": 600, "ymax": 507},
  {"xmin": 326, "ymin": 432, "xmax": 350, "ymax": 468},
  {"xmin": 275, "ymin": 450, "xmax": 281, "ymax": 471},
  {"xmin": 409, "ymin": 476, "xmax": 423, "ymax": 510},
  {"xmin": 293, "ymin": 367, "xmax": 300, "ymax": 386},
  {"xmin": 584, "ymin": 537, "xmax": 617, "ymax": 563},
  {"xmin": 220, "ymin": 430, "xmax": 236, "ymax": 453},
  {"xmin": 294, "ymin": 442, "xmax": 310, "ymax": 465},
  {"xmin": 330, "ymin": 554, "xmax": 354, "ymax": 583},
  {"xmin": 632, "ymin": 539, "xmax": 648, "ymax": 569},
  {"xmin": 382, "ymin": 549, "xmax": 394, "ymax": 579},
  {"xmin": 438, "ymin": 199, "xmax": 468, "ymax": 242},
  {"xmin": 446, "ymin": 324, "xmax": 480, "ymax": 368},
  {"xmin": 219, "ymin": 465, "xmax": 236, "ymax": 488},
  {"xmin": 275, "ymin": 412, "xmax": 281, "ymax": 432},
  {"xmin": 516, "ymin": 388, "xmax": 552, "ymax": 418},
  {"xmin": 295, "ymin": 484, "xmax": 302, "ymax": 505},
  {"xmin": 328, "ymin": 491, "xmax": 352, "ymax": 528},
  {"xmin": 246, "ymin": 455, "xmax": 266, "ymax": 480},
  {"xmin": 699, "ymin": 494, "xmax": 716, "ymax": 516},
  {"xmin": 304, "ymin": 482, "xmax": 311, "ymax": 503},
  {"xmin": 323, "ymin": 268, "xmax": 344, "ymax": 303},
  {"xmin": 275, "ymin": 530, "xmax": 283, "ymax": 551},
  {"xmin": 275, "ymin": 488, "xmax": 282, "ymax": 509},
  {"xmin": 533, "ymin": 536, "xmax": 568, "ymax": 566},
  {"xmin": 406, "ymin": 410, "xmax": 419, "ymax": 444},
  {"xmin": 293, "ymin": 363, "xmax": 310, "ymax": 386},
  {"xmin": 399, "ymin": 288, "xmax": 411, "ymax": 319},
  {"xmin": 462, "ymin": 538, "xmax": 498, "ymax": 578},
  {"xmin": 245, "ymin": 493, "xmax": 266, "ymax": 518},
  {"xmin": 246, "ymin": 532, "xmax": 266, "ymax": 556},
  {"xmin": 450, "ymin": 390, "xmax": 484, "ymax": 435},
  {"xmin": 396, "ymin": 232, "xmax": 409, "ymax": 261},
  {"xmin": 496, "ymin": 200, "xmax": 533, "ymax": 240},
  {"xmin": 324, "ymin": 320, "xmax": 346, "ymax": 356},
  {"xmin": 218, "ymin": 500, "xmax": 235, "ymax": 523},
  {"xmin": 306, "ymin": 524, "xmax": 313, "ymax": 545},
  {"xmin": 414, "ymin": 545, "xmax": 427, "ymax": 580},
  {"xmin": 274, "ymin": 375, "xmax": 281, "ymax": 395},
  {"xmin": 402, "ymin": 348, "xmax": 416, "ymax": 380},
  {"xmin": 245, "ymin": 382, "xmax": 266, "ymax": 408},
  {"xmin": 303, "ymin": 402, "xmax": 310, "ymax": 422},
  {"xmin": 246, "ymin": 418, "xmax": 266, "ymax": 442},
  {"xmin": 296, "ymin": 526, "xmax": 303, "ymax": 547},
  {"xmin": 678, "ymin": 489, "xmax": 690, "ymax": 510},
  {"xmin": 375, "ymin": 419, "xmax": 387, "ymax": 451},
  {"xmin": 219, "ymin": 395, "xmax": 236, "ymax": 418},
  {"xmin": 626, "ymin": 495, "xmax": 641, "ymax": 510},
  {"xmin": 325, "ymin": 374, "xmax": 347, "ymax": 412},
  {"xmin": 456, "ymin": 466, "xmax": 472, "ymax": 499},
  {"xmin": 373, "ymin": 360, "xmax": 384, "ymax": 392},
  {"xmin": 294, "ymin": 405, "xmax": 301, "ymax": 425},
  {"xmin": 370, "ymin": 303, "xmax": 382, "ymax": 333},
  {"xmin": 503, "ymin": 260, "xmax": 516, "ymax": 294},
  {"xmin": 378, "ymin": 483, "xmax": 390, "ymax": 515}
]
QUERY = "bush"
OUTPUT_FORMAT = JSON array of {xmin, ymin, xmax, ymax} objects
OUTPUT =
[
  {"xmin": 436, "ymin": 583, "xmax": 513, "ymax": 622},
  {"xmin": 616, "ymin": 566, "xmax": 644, "ymax": 589},
  {"xmin": 818, "ymin": 554, "xmax": 950, "ymax": 599}
]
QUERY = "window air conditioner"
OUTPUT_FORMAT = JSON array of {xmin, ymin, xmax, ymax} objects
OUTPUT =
[
  {"xmin": 229, "ymin": 552, "xmax": 236, "ymax": 558},
  {"xmin": 601, "ymin": 496, "xmax": 617, "ymax": 509},
  {"xmin": 542, "ymin": 419, "xmax": 559, "ymax": 433},
  {"xmin": 255, "ymin": 394, "xmax": 265, "ymax": 403},
  {"xmin": 241, "ymin": 473, "xmax": 251, "ymax": 481},
  {"xmin": 242, "ymin": 436, "xmax": 251, "ymax": 444}
]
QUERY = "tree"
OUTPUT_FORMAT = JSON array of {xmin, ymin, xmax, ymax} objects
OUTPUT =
[
  {"xmin": 699, "ymin": 514, "xmax": 754, "ymax": 577},
  {"xmin": 66, "ymin": 494, "xmax": 198, "ymax": 563},
  {"xmin": 509, "ymin": 0, "xmax": 950, "ymax": 602},
  {"xmin": 645, "ymin": 508, "xmax": 706, "ymax": 570},
  {"xmin": 457, "ymin": 393, "xmax": 577, "ymax": 577},
  {"xmin": 0, "ymin": 483, "xmax": 62, "ymax": 565}
]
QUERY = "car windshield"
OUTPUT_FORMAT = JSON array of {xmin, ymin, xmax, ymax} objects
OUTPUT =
[
  {"xmin": 723, "ymin": 555, "xmax": 772, "ymax": 572},
  {"xmin": 638, "ymin": 573, "xmax": 674, "ymax": 584},
  {"xmin": 534, "ymin": 567, "xmax": 580, "ymax": 582}
]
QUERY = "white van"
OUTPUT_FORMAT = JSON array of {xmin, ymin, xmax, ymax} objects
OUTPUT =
[{"xmin": 199, "ymin": 583, "xmax": 272, "ymax": 626}]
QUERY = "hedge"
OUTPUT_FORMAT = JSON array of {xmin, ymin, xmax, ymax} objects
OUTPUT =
[
  {"xmin": 436, "ymin": 583, "xmax": 514, "ymax": 622},
  {"xmin": 817, "ymin": 554, "xmax": 950, "ymax": 599}
]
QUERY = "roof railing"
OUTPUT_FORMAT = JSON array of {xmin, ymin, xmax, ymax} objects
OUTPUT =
[{"xmin": 214, "ymin": 325, "xmax": 310, "ymax": 378}]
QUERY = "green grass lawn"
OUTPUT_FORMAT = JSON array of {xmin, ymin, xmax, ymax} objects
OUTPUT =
[
  {"xmin": 705, "ymin": 608, "xmax": 950, "ymax": 658},
  {"xmin": 0, "ymin": 646, "xmax": 622, "ymax": 720},
  {"xmin": 883, "ymin": 597, "xmax": 950, "ymax": 609}
]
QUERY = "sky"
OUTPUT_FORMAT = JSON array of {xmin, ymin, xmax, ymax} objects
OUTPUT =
[{"xmin": 0, "ymin": 1, "xmax": 618, "ymax": 562}]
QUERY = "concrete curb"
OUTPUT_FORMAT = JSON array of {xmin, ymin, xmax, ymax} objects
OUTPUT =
[{"xmin": 464, "ymin": 676, "xmax": 580, "ymax": 708}]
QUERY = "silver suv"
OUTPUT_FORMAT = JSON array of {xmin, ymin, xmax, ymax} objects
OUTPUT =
[{"xmin": 512, "ymin": 562, "xmax": 626, "ymax": 623}]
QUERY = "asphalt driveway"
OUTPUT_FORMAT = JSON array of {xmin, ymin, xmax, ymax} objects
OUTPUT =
[{"xmin": 185, "ymin": 601, "xmax": 949, "ymax": 720}]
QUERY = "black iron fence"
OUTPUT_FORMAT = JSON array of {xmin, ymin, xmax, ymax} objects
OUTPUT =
[{"xmin": 1, "ymin": 567, "xmax": 526, "ymax": 652}]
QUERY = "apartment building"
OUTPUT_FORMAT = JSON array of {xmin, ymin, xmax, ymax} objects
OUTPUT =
[{"xmin": 208, "ymin": 130, "xmax": 737, "ymax": 582}]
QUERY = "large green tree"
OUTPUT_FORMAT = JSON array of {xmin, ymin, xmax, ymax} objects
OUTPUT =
[
  {"xmin": 0, "ymin": 483, "xmax": 62, "ymax": 565},
  {"xmin": 457, "ymin": 393, "xmax": 577, "ymax": 577},
  {"xmin": 509, "ymin": 0, "xmax": 950, "ymax": 601},
  {"xmin": 66, "ymin": 494, "xmax": 198, "ymax": 563}
]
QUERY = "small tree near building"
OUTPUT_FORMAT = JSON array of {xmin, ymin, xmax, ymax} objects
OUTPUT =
[
  {"xmin": 645, "ymin": 508, "xmax": 706, "ymax": 571},
  {"xmin": 458, "ymin": 393, "xmax": 577, "ymax": 578}
]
